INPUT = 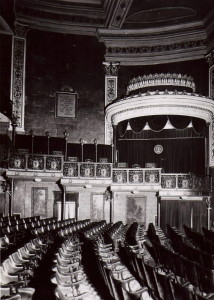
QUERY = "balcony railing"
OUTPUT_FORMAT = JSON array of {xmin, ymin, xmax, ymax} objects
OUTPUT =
[
  {"xmin": 7, "ymin": 153, "xmax": 211, "ymax": 191},
  {"xmin": 112, "ymin": 168, "xmax": 161, "ymax": 185},
  {"xmin": 161, "ymin": 173, "xmax": 211, "ymax": 191},
  {"xmin": 8, "ymin": 153, "xmax": 63, "ymax": 172},
  {"xmin": 63, "ymin": 162, "xmax": 112, "ymax": 179}
]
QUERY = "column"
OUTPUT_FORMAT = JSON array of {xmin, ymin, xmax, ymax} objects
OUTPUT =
[
  {"xmin": 205, "ymin": 51, "xmax": 214, "ymax": 167},
  {"xmin": 61, "ymin": 186, "xmax": 66, "ymax": 220},
  {"xmin": 10, "ymin": 22, "xmax": 29, "ymax": 132},
  {"xmin": 206, "ymin": 50, "xmax": 214, "ymax": 99},
  {"xmin": 103, "ymin": 62, "xmax": 120, "ymax": 144}
]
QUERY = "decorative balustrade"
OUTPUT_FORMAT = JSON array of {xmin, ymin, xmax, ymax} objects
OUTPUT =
[
  {"xmin": 8, "ymin": 153, "xmax": 211, "ymax": 191},
  {"xmin": 63, "ymin": 162, "xmax": 112, "ymax": 179},
  {"xmin": 161, "ymin": 173, "xmax": 211, "ymax": 191},
  {"xmin": 9, "ymin": 153, "xmax": 63, "ymax": 172},
  {"xmin": 112, "ymin": 168, "xmax": 161, "ymax": 184}
]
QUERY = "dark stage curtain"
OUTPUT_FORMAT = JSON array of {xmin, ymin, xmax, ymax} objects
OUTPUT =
[
  {"xmin": 129, "ymin": 117, "xmax": 147, "ymax": 133},
  {"xmin": 160, "ymin": 200, "xmax": 192, "ymax": 234},
  {"xmin": 192, "ymin": 117, "xmax": 206, "ymax": 135},
  {"xmin": 168, "ymin": 115, "xmax": 191, "ymax": 129},
  {"xmin": 118, "ymin": 120, "xmax": 128, "ymax": 137},
  {"xmin": 117, "ymin": 138, "xmax": 205, "ymax": 174},
  {"xmin": 192, "ymin": 201, "xmax": 207, "ymax": 233},
  {"xmin": 147, "ymin": 115, "xmax": 168, "ymax": 131},
  {"xmin": 160, "ymin": 200, "xmax": 207, "ymax": 234}
]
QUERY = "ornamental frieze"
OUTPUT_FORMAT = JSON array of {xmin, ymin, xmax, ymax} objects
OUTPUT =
[{"xmin": 107, "ymin": 40, "xmax": 207, "ymax": 54}]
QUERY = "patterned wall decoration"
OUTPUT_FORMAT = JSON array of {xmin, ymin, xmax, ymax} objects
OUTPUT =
[
  {"xmin": 104, "ymin": 62, "xmax": 119, "ymax": 145},
  {"xmin": 126, "ymin": 196, "xmax": 146, "ymax": 225},
  {"xmin": 32, "ymin": 187, "xmax": 47, "ymax": 217},
  {"xmin": 11, "ymin": 22, "xmax": 28, "ymax": 131},
  {"xmin": 91, "ymin": 194, "xmax": 104, "ymax": 221},
  {"xmin": 210, "ymin": 65, "xmax": 214, "ymax": 100},
  {"xmin": 212, "ymin": 115, "xmax": 214, "ymax": 163}
]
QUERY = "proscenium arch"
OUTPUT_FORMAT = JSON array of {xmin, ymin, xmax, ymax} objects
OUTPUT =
[{"xmin": 105, "ymin": 93, "xmax": 214, "ymax": 167}]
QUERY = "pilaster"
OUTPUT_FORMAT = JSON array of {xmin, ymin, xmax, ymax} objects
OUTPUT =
[
  {"xmin": 10, "ymin": 22, "xmax": 29, "ymax": 132},
  {"xmin": 205, "ymin": 49, "xmax": 214, "ymax": 100},
  {"xmin": 103, "ymin": 62, "xmax": 120, "ymax": 144}
]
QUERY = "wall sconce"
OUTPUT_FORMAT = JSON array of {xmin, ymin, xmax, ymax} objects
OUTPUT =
[{"xmin": 84, "ymin": 184, "xmax": 92, "ymax": 189}]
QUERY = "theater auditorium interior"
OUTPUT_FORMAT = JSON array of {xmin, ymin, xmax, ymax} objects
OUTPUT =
[{"xmin": 1, "ymin": 0, "xmax": 214, "ymax": 299}]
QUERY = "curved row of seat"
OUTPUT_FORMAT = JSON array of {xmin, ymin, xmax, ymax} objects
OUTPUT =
[
  {"xmin": 124, "ymin": 222, "xmax": 214, "ymax": 300},
  {"xmin": 0, "ymin": 217, "xmax": 79, "ymax": 299}
]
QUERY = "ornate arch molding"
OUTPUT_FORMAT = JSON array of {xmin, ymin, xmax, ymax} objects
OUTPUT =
[{"xmin": 105, "ymin": 93, "xmax": 214, "ymax": 166}]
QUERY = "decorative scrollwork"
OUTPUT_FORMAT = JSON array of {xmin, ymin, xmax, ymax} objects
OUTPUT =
[
  {"xmin": 63, "ymin": 162, "xmax": 78, "ymax": 177},
  {"xmin": 113, "ymin": 170, "xmax": 127, "ymax": 183},
  {"xmin": 145, "ymin": 170, "xmax": 159, "ymax": 183},
  {"xmin": 28, "ymin": 155, "xmax": 44, "ymax": 170},
  {"xmin": 127, "ymin": 73, "xmax": 196, "ymax": 95},
  {"xmin": 80, "ymin": 163, "xmax": 95, "ymax": 177},
  {"xmin": 129, "ymin": 170, "xmax": 143, "ymax": 183},
  {"xmin": 46, "ymin": 156, "xmax": 62, "ymax": 171},
  {"xmin": 161, "ymin": 175, "xmax": 176, "ymax": 189},
  {"xmin": 103, "ymin": 62, "xmax": 120, "ymax": 76},
  {"xmin": 178, "ymin": 175, "xmax": 193, "ymax": 189},
  {"xmin": 96, "ymin": 164, "xmax": 111, "ymax": 178},
  {"xmin": 9, "ymin": 154, "xmax": 26, "ymax": 169}
]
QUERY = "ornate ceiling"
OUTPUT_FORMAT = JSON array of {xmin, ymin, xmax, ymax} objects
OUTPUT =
[{"xmin": 2, "ymin": 0, "xmax": 214, "ymax": 64}]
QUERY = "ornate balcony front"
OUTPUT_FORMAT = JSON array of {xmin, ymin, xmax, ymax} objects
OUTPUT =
[{"xmin": 6, "ymin": 153, "xmax": 211, "ymax": 193}]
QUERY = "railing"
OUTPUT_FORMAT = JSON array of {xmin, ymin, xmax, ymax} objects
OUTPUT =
[
  {"xmin": 161, "ymin": 173, "xmax": 211, "ymax": 191},
  {"xmin": 8, "ymin": 153, "xmax": 211, "ymax": 191},
  {"xmin": 8, "ymin": 153, "xmax": 64, "ymax": 172},
  {"xmin": 112, "ymin": 168, "xmax": 161, "ymax": 184},
  {"xmin": 63, "ymin": 162, "xmax": 112, "ymax": 179}
]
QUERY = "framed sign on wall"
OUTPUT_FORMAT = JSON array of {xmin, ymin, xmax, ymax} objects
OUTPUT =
[{"xmin": 56, "ymin": 92, "xmax": 77, "ymax": 118}]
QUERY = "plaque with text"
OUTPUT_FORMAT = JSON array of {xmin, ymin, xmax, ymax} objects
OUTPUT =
[{"xmin": 56, "ymin": 92, "xmax": 77, "ymax": 118}]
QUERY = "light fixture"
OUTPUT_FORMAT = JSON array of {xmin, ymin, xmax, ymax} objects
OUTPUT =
[{"xmin": 34, "ymin": 178, "xmax": 42, "ymax": 182}]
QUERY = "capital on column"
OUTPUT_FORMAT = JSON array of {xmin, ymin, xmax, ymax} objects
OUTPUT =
[
  {"xmin": 205, "ymin": 49, "xmax": 214, "ymax": 67},
  {"xmin": 103, "ymin": 62, "xmax": 120, "ymax": 76},
  {"xmin": 14, "ymin": 21, "xmax": 29, "ymax": 38}
]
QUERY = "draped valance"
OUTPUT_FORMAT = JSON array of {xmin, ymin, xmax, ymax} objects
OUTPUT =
[{"xmin": 117, "ymin": 115, "xmax": 206, "ymax": 137}]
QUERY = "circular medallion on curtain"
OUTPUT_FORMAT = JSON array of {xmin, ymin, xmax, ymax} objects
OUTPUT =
[{"xmin": 154, "ymin": 144, "xmax": 163, "ymax": 154}]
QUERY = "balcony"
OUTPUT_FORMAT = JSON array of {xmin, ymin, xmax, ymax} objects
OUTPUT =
[{"xmin": 6, "ymin": 153, "xmax": 211, "ymax": 192}]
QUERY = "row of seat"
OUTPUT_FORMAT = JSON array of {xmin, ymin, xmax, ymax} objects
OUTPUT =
[
  {"xmin": 0, "ymin": 216, "xmax": 41, "ymax": 228},
  {"xmin": 122, "ymin": 224, "xmax": 214, "ymax": 300},
  {"xmin": 0, "ymin": 234, "xmax": 49, "ymax": 299},
  {"xmin": 51, "ymin": 234, "xmax": 104, "ymax": 299},
  {"xmin": 1, "ymin": 217, "xmax": 90, "ymax": 299}
]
